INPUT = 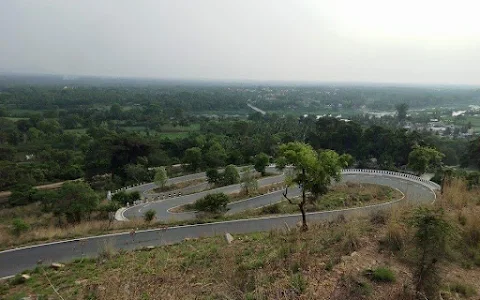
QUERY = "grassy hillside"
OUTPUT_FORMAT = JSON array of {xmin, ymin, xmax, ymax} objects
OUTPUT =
[{"xmin": 2, "ymin": 179, "xmax": 480, "ymax": 299}]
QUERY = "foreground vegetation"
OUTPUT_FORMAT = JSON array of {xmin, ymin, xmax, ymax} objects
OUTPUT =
[{"xmin": 3, "ymin": 178, "xmax": 480, "ymax": 299}]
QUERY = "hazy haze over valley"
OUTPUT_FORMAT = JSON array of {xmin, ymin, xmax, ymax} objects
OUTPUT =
[{"xmin": 1, "ymin": 0, "xmax": 480, "ymax": 85}]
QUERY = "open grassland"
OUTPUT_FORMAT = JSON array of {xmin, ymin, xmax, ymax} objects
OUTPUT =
[
  {"xmin": 4, "ymin": 176, "xmax": 480, "ymax": 299},
  {"xmin": 453, "ymin": 115, "xmax": 480, "ymax": 132}
]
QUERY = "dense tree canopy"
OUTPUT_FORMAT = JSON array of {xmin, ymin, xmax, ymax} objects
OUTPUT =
[{"xmin": 408, "ymin": 146, "xmax": 444, "ymax": 175}]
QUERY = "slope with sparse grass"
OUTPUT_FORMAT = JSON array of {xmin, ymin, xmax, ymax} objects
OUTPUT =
[{"xmin": 3, "ymin": 178, "xmax": 480, "ymax": 299}]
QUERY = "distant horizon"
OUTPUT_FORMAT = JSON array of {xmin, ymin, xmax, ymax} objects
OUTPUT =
[
  {"xmin": 2, "ymin": 1, "xmax": 480, "ymax": 87},
  {"xmin": 1, "ymin": 71, "xmax": 478, "ymax": 89}
]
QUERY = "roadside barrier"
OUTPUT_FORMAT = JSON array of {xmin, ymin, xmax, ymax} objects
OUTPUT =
[{"xmin": 342, "ymin": 169, "xmax": 440, "ymax": 190}]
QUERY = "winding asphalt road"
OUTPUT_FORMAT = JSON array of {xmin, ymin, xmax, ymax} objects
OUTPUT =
[
  {"xmin": 0, "ymin": 170, "xmax": 437, "ymax": 278},
  {"xmin": 123, "ymin": 171, "xmax": 436, "ymax": 222},
  {"xmin": 123, "ymin": 174, "xmax": 287, "ymax": 221}
]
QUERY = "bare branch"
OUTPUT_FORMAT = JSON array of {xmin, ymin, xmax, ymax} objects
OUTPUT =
[
  {"xmin": 282, "ymin": 187, "xmax": 294, "ymax": 204},
  {"xmin": 42, "ymin": 267, "xmax": 66, "ymax": 300}
]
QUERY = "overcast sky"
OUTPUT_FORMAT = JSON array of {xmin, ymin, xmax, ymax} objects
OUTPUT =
[{"xmin": 1, "ymin": 0, "xmax": 479, "ymax": 85}]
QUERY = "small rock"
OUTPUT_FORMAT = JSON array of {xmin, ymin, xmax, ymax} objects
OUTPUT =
[
  {"xmin": 75, "ymin": 279, "xmax": 88, "ymax": 285},
  {"xmin": 225, "ymin": 232, "xmax": 234, "ymax": 244},
  {"xmin": 51, "ymin": 262, "xmax": 65, "ymax": 270},
  {"xmin": 146, "ymin": 246, "xmax": 155, "ymax": 250},
  {"xmin": 21, "ymin": 274, "xmax": 30, "ymax": 281}
]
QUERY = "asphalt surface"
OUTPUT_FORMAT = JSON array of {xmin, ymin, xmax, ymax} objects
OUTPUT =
[
  {"xmin": 0, "ymin": 171, "xmax": 436, "ymax": 278},
  {"xmin": 125, "ymin": 165, "xmax": 274, "ymax": 197},
  {"xmin": 124, "ymin": 172, "xmax": 435, "ymax": 221},
  {"xmin": 123, "ymin": 174, "xmax": 286, "ymax": 221}
]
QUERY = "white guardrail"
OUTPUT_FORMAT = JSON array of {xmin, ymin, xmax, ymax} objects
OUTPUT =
[
  {"xmin": 112, "ymin": 182, "xmax": 148, "ymax": 195},
  {"xmin": 112, "ymin": 169, "xmax": 441, "ymax": 199},
  {"xmin": 342, "ymin": 169, "xmax": 441, "ymax": 190}
]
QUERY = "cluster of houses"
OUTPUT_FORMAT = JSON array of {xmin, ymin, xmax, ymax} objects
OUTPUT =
[{"xmin": 403, "ymin": 118, "xmax": 474, "ymax": 138}]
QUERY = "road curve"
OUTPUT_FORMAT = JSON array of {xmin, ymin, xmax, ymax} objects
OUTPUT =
[
  {"xmin": 122, "ymin": 169, "xmax": 437, "ymax": 221},
  {"xmin": 0, "ymin": 170, "xmax": 437, "ymax": 278}
]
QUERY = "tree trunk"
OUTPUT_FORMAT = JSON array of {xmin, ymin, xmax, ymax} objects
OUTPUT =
[
  {"xmin": 300, "ymin": 168, "xmax": 308, "ymax": 231},
  {"xmin": 299, "ymin": 200, "xmax": 308, "ymax": 231},
  {"xmin": 440, "ymin": 177, "xmax": 444, "ymax": 195}
]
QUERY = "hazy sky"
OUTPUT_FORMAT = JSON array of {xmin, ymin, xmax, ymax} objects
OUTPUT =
[{"xmin": 1, "ymin": 0, "xmax": 480, "ymax": 84}]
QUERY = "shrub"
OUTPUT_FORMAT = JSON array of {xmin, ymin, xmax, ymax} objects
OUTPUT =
[
  {"xmin": 8, "ymin": 184, "xmax": 37, "ymax": 206},
  {"xmin": 342, "ymin": 275, "xmax": 372, "ymax": 298},
  {"xmin": 448, "ymin": 282, "xmax": 477, "ymax": 297},
  {"xmin": 370, "ymin": 210, "xmax": 390, "ymax": 225},
  {"xmin": 128, "ymin": 191, "xmax": 141, "ymax": 202},
  {"xmin": 340, "ymin": 222, "xmax": 363, "ymax": 253},
  {"xmin": 364, "ymin": 267, "xmax": 396, "ymax": 282},
  {"xmin": 98, "ymin": 202, "xmax": 121, "ymax": 220},
  {"xmin": 112, "ymin": 191, "xmax": 128, "ymax": 204},
  {"xmin": 144, "ymin": 209, "xmax": 156, "ymax": 223},
  {"xmin": 206, "ymin": 168, "xmax": 221, "ymax": 185},
  {"xmin": 261, "ymin": 203, "xmax": 281, "ymax": 214},
  {"xmin": 154, "ymin": 167, "xmax": 168, "ymax": 189},
  {"xmin": 194, "ymin": 193, "xmax": 229, "ymax": 214},
  {"xmin": 222, "ymin": 165, "xmax": 240, "ymax": 185},
  {"xmin": 11, "ymin": 218, "xmax": 30, "ymax": 236},
  {"xmin": 112, "ymin": 191, "xmax": 140, "ymax": 205},
  {"xmin": 410, "ymin": 207, "xmax": 452, "ymax": 299},
  {"xmin": 382, "ymin": 219, "xmax": 406, "ymax": 251},
  {"xmin": 290, "ymin": 273, "xmax": 307, "ymax": 294},
  {"xmin": 10, "ymin": 274, "xmax": 28, "ymax": 285}
]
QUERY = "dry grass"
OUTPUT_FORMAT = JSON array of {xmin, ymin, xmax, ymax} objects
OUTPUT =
[
  {"xmin": 3, "ymin": 193, "xmax": 480, "ymax": 299},
  {"xmin": 0, "ymin": 213, "xmax": 149, "ymax": 250},
  {"xmin": 438, "ymin": 178, "xmax": 480, "ymax": 210},
  {"xmin": 380, "ymin": 204, "xmax": 414, "ymax": 253},
  {"xmin": 4, "ymin": 178, "xmax": 480, "ymax": 299},
  {"xmin": 150, "ymin": 178, "xmax": 205, "ymax": 194},
  {"xmin": 2, "ymin": 219, "xmax": 387, "ymax": 300}
]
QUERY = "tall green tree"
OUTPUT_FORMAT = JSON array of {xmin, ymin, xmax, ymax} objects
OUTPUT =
[
  {"xmin": 109, "ymin": 103, "xmax": 123, "ymax": 119},
  {"xmin": 204, "ymin": 142, "xmax": 227, "ymax": 168},
  {"xmin": 222, "ymin": 165, "xmax": 240, "ymax": 185},
  {"xmin": 193, "ymin": 193, "xmax": 229, "ymax": 214},
  {"xmin": 154, "ymin": 167, "xmax": 168, "ymax": 189},
  {"xmin": 183, "ymin": 147, "xmax": 202, "ymax": 171},
  {"xmin": 55, "ymin": 182, "xmax": 99, "ymax": 223},
  {"xmin": 465, "ymin": 137, "xmax": 480, "ymax": 168},
  {"xmin": 124, "ymin": 164, "xmax": 150, "ymax": 184},
  {"xmin": 206, "ymin": 168, "xmax": 221, "ymax": 185},
  {"xmin": 408, "ymin": 146, "xmax": 444, "ymax": 176},
  {"xmin": 277, "ymin": 142, "xmax": 351, "ymax": 231},
  {"xmin": 240, "ymin": 166, "xmax": 258, "ymax": 195},
  {"xmin": 254, "ymin": 152, "xmax": 270, "ymax": 176}
]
